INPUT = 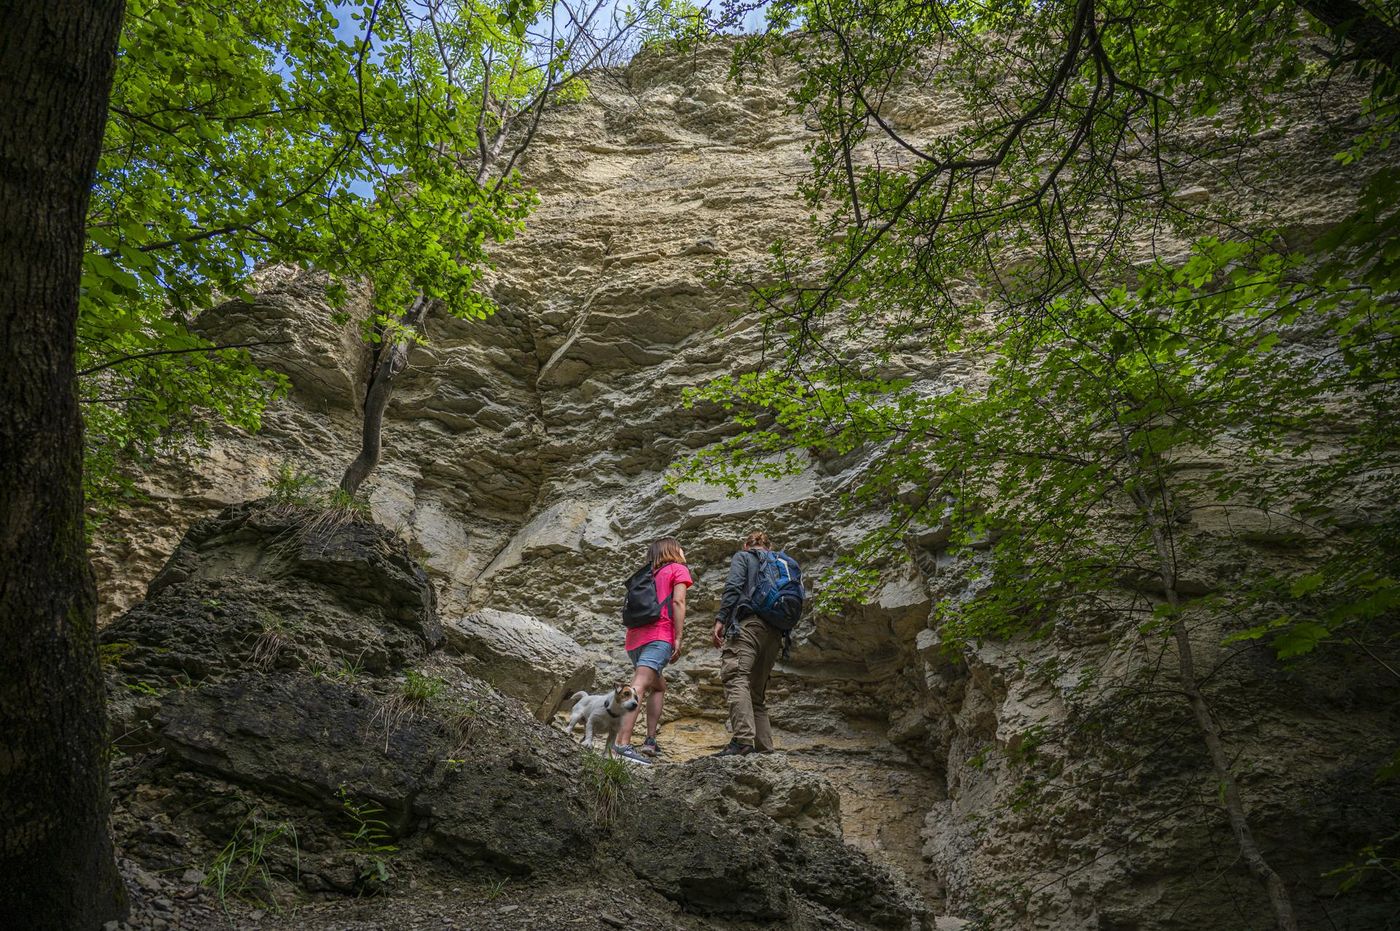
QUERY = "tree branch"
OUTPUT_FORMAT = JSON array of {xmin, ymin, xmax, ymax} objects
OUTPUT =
[{"xmin": 77, "ymin": 340, "xmax": 290, "ymax": 378}]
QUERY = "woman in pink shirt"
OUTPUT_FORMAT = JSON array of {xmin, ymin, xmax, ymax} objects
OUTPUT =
[{"xmin": 614, "ymin": 537, "xmax": 693, "ymax": 764}]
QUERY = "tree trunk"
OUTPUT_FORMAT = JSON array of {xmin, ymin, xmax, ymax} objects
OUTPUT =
[
  {"xmin": 340, "ymin": 295, "xmax": 432, "ymax": 497},
  {"xmin": 1122, "ymin": 442, "xmax": 1300, "ymax": 931},
  {"xmin": 1299, "ymin": 0, "xmax": 1400, "ymax": 73},
  {"xmin": 0, "ymin": 0, "xmax": 128, "ymax": 928}
]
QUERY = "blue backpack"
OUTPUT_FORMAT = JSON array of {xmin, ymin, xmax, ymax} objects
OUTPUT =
[{"xmin": 751, "ymin": 550, "xmax": 805, "ymax": 631}]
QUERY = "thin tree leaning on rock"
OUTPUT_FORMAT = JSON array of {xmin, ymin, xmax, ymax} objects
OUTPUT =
[{"xmin": 712, "ymin": 530, "xmax": 787, "ymax": 757}]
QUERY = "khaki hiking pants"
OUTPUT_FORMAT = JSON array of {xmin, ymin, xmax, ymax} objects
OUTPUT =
[{"xmin": 721, "ymin": 617, "xmax": 783, "ymax": 751}]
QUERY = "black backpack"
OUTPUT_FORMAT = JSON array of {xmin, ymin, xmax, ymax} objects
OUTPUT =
[
  {"xmin": 621, "ymin": 563, "xmax": 672, "ymax": 628},
  {"xmin": 750, "ymin": 549, "xmax": 805, "ymax": 632}
]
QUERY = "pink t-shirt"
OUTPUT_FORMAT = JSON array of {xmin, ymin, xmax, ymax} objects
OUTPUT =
[{"xmin": 624, "ymin": 562, "xmax": 694, "ymax": 651}]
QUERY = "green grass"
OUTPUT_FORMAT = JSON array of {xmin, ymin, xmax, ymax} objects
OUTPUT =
[
  {"xmin": 369, "ymin": 671, "xmax": 447, "ymax": 753},
  {"xmin": 326, "ymin": 487, "xmax": 370, "ymax": 517},
  {"xmin": 338, "ymin": 654, "xmax": 364, "ymax": 682},
  {"xmin": 581, "ymin": 751, "xmax": 632, "ymax": 828},
  {"xmin": 402, "ymin": 670, "xmax": 446, "ymax": 703},
  {"xmin": 203, "ymin": 811, "xmax": 299, "ymax": 913},
  {"xmin": 261, "ymin": 464, "xmax": 373, "ymax": 558}
]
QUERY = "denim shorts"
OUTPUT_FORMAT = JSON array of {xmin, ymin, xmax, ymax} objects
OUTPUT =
[{"xmin": 627, "ymin": 639, "xmax": 673, "ymax": 672}]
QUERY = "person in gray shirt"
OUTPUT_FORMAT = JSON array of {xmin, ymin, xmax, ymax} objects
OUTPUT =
[{"xmin": 710, "ymin": 530, "xmax": 784, "ymax": 756}]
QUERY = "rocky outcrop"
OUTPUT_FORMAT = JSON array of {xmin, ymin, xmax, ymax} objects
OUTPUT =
[
  {"xmin": 103, "ymin": 506, "xmax": 918, "ymax": 929},
  {"xmin": 104, "ymin": 501, "xmax": 439, "ymax": 682},
  {"xmin": 615, "ymin": 777, "xmax": 918, "ymax": 928}
]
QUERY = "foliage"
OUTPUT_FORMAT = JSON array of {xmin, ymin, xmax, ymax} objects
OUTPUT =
[
  {"xmin": 265, "ymin": 461, "xmax": 322, "ymax": 507},
  {"xmin": 688, "ymin": 0, "xmax": 1400, "ymax": 667},
  {"xmin": 580, "ymin": 750, "xmax": 632, "ymax": 827},
  {"xmin": 681, "ymin": 0, "xmax": 1400, "ymax": 919},
  {"xmin": 634, "ymin": 0, "xmax": 711, "ymax": 51},
  {"xmin": 337, "ymin": 785, "xmax": 398, "ymax": 893},
  {"xmin": 203, "ymin": 810, "xmax": 299, "ymax": 912},
  {"xmin": 402, "ymin": 669, "xmax": 447, "ymax": 703},
  {"xmin": 82, "ymin": 0, "xmax": 544, "ymax": 517}
]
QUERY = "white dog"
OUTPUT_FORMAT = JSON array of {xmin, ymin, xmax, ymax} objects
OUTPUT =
[{"xmin": 564, "ymin": 684, "xmax": 640, "ymax": 757}]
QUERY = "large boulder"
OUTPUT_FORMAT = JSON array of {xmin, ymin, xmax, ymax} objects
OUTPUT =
[
  {"xmin": 442, "ymin": 608, "xmax": 594, "ymax": 720},
  {"xmin": 421, "ymin": 758, "xmax": 594, "ymax": 875},
  {"xmin": 614, "ymin": 763, "xmax": 922, "ymax": 928},
  {"xmin": 104, "ymin": 502, "xmax": 440, "ymax": 685},
  {"xmin": 103, "ymin": 501, "xmax": 930, "ymax": 928},
  {"xmin": 615, "ymin": 788, "xmax": 792, "ymax": 921}
]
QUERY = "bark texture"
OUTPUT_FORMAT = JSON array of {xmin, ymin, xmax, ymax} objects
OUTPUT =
[
  {"xmin": 1300, "ymin": 0, "xmax": 1400, "ymax": 72},
  {"xmin": 0, "ymin": 0, "xmax": 128, "ymax": 927}
]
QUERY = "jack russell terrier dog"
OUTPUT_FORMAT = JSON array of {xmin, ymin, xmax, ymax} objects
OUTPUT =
[{"xmin": 564, "ymin": 684, "xmax": 640, "ymax": 757}]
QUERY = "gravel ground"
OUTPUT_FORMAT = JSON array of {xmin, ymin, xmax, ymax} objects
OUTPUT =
[{"xmin": 240, "ymin": 880, "xmax": 876, "ymax": 931}]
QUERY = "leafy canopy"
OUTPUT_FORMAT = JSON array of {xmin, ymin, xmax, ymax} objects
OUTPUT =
[
  {"xmin": 82, "ymin": 0, "xmax": 546, "ymax": 514},
  {"xmin": 682, "ymin": 0, "xmax": 1400, "ymax": 661}
]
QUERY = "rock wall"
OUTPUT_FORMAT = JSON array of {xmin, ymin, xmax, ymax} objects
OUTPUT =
[{"xmin": 94, "ymin": 40, "xmax": 1399, "ymax": 930}]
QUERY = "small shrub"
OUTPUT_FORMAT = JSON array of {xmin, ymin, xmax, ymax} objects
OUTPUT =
[
  {"xmin": 369, "ymin": 671, "xmax": 444, "ymax": 753},
  {"xmin": 336, "ymin": 654, "xmax": 364, "ymax": 683},
  {"xmin": 481, "ymin": 877, "xmax": 509, "ymax": 901},
  {"xmin": 266, "ymin": 460, "xmax": 321, "ymax": 507},
  {"xmin": 402, "ymin": 670, "xmax": 446, "ymax": 704},
  {"xmin": 337, "ymin": 785, "xmax": 397, "ymax": 893},
  {"xmin": 581, "ymin": 751, "xmax": 632, "ymax": 828},
  {"xmin": 326, "ymin": 487, "xmax": 370, "ymax": 517}
]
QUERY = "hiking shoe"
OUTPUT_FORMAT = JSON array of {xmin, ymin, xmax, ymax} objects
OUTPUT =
[
  {"xmin": 713, "ymin": 739, "xmax": 753, "ymax": 758},
  {"xmin": 640, "ymin": 737, "xmax": 661, "ymax": 757},
  {"xmin": 614, "ymin": 744, "xmax": 652, "ymax": 765}
]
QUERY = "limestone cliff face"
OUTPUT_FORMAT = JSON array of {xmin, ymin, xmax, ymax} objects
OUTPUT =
[{"xmin": 93, "ymin": 41, "xmax": 1397, "ymax": 929}]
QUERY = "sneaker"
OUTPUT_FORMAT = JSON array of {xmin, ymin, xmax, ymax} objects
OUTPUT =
[
  {"xmin": 712, "ymin": 739, "xmax": 753, "ymax": 758},
  {"xmin": 613, "ymin": 744, "xmax": 652, "ymax": 765},
  {"xmin": 640, "ymin": 737, "xmax": 661, "ymax": 757}
]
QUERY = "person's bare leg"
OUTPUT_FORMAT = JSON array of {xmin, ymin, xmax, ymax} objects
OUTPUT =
[
  {"xmin": 616, "ymin": 665, "xmax": 657, "ymax": 748},
  {"xmin": 645, "ymin": 673, "xmax": 665, "ymax": 740}
]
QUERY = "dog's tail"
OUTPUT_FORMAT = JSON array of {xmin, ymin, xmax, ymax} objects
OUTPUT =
[{"xmin": 568, "ymin": 690, "xmax": 588, "ymax": 705}]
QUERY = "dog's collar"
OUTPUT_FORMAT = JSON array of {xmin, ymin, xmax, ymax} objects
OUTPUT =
[{"xmin": 605, "ymin": 701, "xmax": 623, "ymax": 718}]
